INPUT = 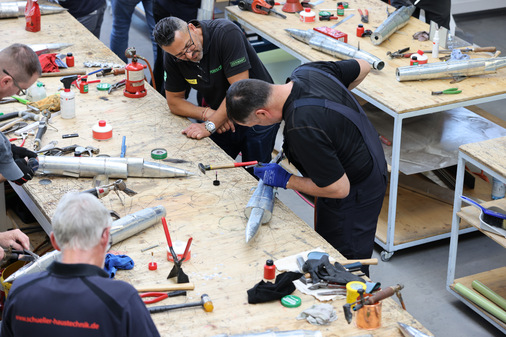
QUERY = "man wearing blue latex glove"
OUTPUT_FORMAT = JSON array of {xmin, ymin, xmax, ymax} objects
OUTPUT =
[
  {"xmin": 254, "ymin": 163, "xmax": 292, "ymax": 189},
  {"xmin": 226, "ymin": 59, "xmax": 388, "ymax": 276}
]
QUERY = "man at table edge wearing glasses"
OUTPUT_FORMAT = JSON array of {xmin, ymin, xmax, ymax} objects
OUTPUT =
[
  {"xmin": 153, "ymin": 17, "xmax": 279, "ymax": 167},
  {"xmin": 0, "ymin": 43, "xmax": 41, "ymax": 260}
]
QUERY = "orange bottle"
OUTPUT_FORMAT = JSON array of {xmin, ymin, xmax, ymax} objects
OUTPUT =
[{"xmin": 25, "ymin": 0, "xmax": 41, "ymax": 33}]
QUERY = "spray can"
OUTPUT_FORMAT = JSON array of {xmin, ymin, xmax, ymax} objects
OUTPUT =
[
  {"xmin": 300, "ymin": 8, "xmax": 315, "ymax": 23},
  {"xmin": 264, "ymin": 259, "xmax": 276, "ymax": 280},
  {"xmin": 432, "ymin": 28, "xmax": 440, "ymax": 59},
  {"xmin": 25, "ymin": 0, "xmax": 41, "ymax": 32},
  {"xmin": 66, "ymin": 53, "xmax": 74, "ymax": 67},
  {"xmin": 60, "ymin": 75, "xmax": 78, "ymax": 119}
]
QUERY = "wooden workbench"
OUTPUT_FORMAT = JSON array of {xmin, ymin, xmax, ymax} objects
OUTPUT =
[
  {"xmin": 225, "ymin": 0, "xmax": 506, "ymax": 258},
  {"xmin": 0, "ymin": 3, "xmax": 432, "ymax": 336}
]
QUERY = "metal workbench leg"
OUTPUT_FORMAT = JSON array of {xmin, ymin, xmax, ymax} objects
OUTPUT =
[
  {"xmin": 0, "ymin": 182, "xmax": 7, "ymax": 231},
  {"xmin": 446, "ymin": 152, "xmax": 466, "ymax": 288},
  {"xmin": 383, "ymin": 114, "xmax": 404, "ymax": 260},
  {"xmin": 9, "ymin": 182, "xmax": 52, "ymax": 235}
]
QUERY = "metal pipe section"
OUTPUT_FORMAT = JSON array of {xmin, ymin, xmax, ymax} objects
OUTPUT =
[
  {"xmin": 370, "ymin": 5, "xmax": 415, "ymax": 46},
  {"xmin": 244, "ymin": 179, "xmax": 275, "ymax": 242},
  {"xmin": 0, "ymin": 2, "xmax": 17, "ymax": 18},
  {"xmin": 396, "ymin": 57, "xmax": 506, "ymax": 81},
  {"xmin": 0, "ymin": 2, "xmax": 67, "ymax": 19},
  {"xmin": 37, "ymin": 155, "xmax": 194, "ymax": 178},
  {"xmin": 285, "ymin": 28, "xmax": 384, "ymax": 70},
  {"xmin": 0, "ymin": 43, "xmax": 74, "ymax": 56},
  {"xmin": 110, "ymin": 205, "xmax": 166, "ymax": 245},
  {"xmin": 4, "ymin": 250, "xmax": 61, "ymax": 283}
]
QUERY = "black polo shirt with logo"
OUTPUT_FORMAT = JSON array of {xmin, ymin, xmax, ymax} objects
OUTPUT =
[{"xmin": 163, "ymin": 19, "xmax": 273, "ymax": 109}]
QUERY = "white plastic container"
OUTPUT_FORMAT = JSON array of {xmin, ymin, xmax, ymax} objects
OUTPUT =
[
  {"xmin": 60, "ymin": 89, "xmax": 75, "ymax": 119},
  {"xmin": 92, "ymin": 120, "xmax": 113, "ymax": 140},
  {"xmin": 26, "ymin": 81, "xmax": 46, "ymax": 102},
  {"xmin": 432, "ymin": 28, "xmax": 440, "ymax": 59},
  {"xmin": 300, "ymin": 8, "xmax": 315, "ymax": 23}
]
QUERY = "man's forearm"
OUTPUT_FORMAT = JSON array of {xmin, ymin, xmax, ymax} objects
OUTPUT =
[
  {"xmin": 286, "ymin": 175, "xmax": 350, "ymax": 199},
  {"xmin": 166, "ymin": 91, "xmax": 209, "ymax": 120}
]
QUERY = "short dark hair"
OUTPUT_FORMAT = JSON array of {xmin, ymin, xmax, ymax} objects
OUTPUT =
[
  {"xmin": 0, "ymin": 43, "xmax": 41, "ymax": 82},
  {"xmin": 153, "ymin": 17, "xmax": 187, "ymax": 47},
  {"xmin": 226, "ymin": 79, "xmax": 272, "ymax": 124}
]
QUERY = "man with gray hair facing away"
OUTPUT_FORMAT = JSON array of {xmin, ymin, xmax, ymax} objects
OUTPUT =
[{"xmin": 1, "ymin": 192, "xmax": 160, "ymax": 337}]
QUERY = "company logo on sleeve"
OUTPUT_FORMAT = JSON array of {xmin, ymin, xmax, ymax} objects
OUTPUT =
[
  {"xmin": 230, "ymin": 57, "xmax": 246, "ymax": 67},
  {"xmin": 210, "ymin": 65, "xmax": 222, "ymax": 74}
]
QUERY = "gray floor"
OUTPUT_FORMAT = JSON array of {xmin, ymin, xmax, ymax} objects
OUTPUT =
[{"xmin": 98, "ymin": 6, "xmax": 506, "ymax": 336}]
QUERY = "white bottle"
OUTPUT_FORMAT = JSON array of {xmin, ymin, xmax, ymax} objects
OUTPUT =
[
  {"xmin": 60, "ymin": 75, "xmax": 77, "ymax": 119},
  {"xmin": 432, "ymin": 28, "xmax": 440, "ymax": 59},
  {"xmin": 60, "ymin": 88, "xmax": 75, "ymax": 119},
  {"xmin": 26, "ymin": 81, "xmax": 46, "ymax": 102}
]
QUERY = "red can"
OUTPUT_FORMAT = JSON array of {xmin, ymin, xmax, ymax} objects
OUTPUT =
[
  {"xmin": 264, "ymin": 259, "xmax": 276, "ymax": 280},
  {"xmin": 357, "ymin": 24, "xmax": 365, "ymax": 37},
  {"xmin": 66, "ymin": 53, "xmax": 74, "ymax": 67}
]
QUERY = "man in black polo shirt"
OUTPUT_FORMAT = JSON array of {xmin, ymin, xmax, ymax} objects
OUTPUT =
[
  {"xmin": 226, "ymin": 59, "xmax": 387, "ymax": 275},
  {"xmin": 153, "ymin": 17, "xmax": 279, "ymax": 165},
  {"xmin": 1, "ymin": 192, "xmax": 160, "ymax": 337}
]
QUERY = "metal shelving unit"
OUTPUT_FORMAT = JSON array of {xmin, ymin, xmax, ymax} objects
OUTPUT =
[{"xmin": 446, "ymin": 137, "xmax": 506, "ymax": 334}]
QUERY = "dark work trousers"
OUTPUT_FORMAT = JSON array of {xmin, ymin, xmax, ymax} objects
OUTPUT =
[
  {"xmin": 291, "ymin": 66, "xmax": 387, "ymax": 277},
  {"xmin": 315, "ymin": 165, "xmax": 386, "ymax": 277}
]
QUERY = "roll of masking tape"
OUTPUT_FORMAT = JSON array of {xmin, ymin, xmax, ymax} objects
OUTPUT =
[
  {"xmin": 346, "ymin": 281, "xmax": 366, "ymax": 304},
  {"xmin": 151, "ymin": 148, "xmax": 168, "ymax": 160}
]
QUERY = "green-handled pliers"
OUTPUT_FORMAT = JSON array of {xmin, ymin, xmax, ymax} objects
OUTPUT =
[{"xmin": 431, "ymin": 87, "xmax": 462, "ymax": 95}]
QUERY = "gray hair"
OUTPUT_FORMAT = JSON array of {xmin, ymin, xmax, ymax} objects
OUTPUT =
[
  {"xmin": 51, "ymin": 192, "xmax": 112, "ymax": 251},
  {"xmin": 153, "ymin": 17, "xmax": 188, "ymax": 47}
]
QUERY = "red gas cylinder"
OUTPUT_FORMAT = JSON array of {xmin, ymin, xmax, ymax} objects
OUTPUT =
[{"xmin": 124, "ymin": 58, "xmax": 147, "ymax": 98}]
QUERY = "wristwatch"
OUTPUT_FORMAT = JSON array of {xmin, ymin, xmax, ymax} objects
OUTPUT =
[{"xmin": 204, "ymin": 121, "xmax": 216, "ymax": 134}]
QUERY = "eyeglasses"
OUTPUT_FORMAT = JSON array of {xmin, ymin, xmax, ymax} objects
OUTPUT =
[
  {"xmin": 172, "ymin": 25, "xmax": 196, "ymax": 61},
  {"xmin": 2, "ymin": 69, "xmax": 26, "ymax": 95}
]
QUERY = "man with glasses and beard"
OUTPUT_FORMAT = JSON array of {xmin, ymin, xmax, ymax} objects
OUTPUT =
[{"xmin": 153, "ymin": 17, "xmax": 279, "ymax": 167}]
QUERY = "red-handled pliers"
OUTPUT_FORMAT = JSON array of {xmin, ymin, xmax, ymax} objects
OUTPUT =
[
  {"xmin": 140, "ymin": 290, "xmax": 187, "ymax": 304},
  {"xmin": 358, "ymin": 9, "xmax": 369, "ymax": 23}
]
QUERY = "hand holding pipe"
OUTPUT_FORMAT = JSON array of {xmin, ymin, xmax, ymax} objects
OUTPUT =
[{"xmin": 198, "ymin": 161, "xmax": 258, "ymax": 174}]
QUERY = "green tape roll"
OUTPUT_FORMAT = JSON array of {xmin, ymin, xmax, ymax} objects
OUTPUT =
[
  {"xmin": 472, "ymin": 280, "xmax": 506, "ymax": 311},
  {"xmin": 454, "ymin": 283, "xmax": 506, "ymax": 324},
  {"xmin": 151, "ymin": 148, "xmax": 168, "ymax": 160}
]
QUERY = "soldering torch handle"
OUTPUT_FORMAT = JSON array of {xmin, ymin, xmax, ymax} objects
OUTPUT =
[{"xmin": 366, "ymin": 284, "xmax": 404, "ymax": 305}]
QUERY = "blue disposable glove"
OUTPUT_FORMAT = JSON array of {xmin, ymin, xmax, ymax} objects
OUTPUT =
[{"xmin": 254, "ymin": 163, "xmax": 292, "ymax": 189}]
